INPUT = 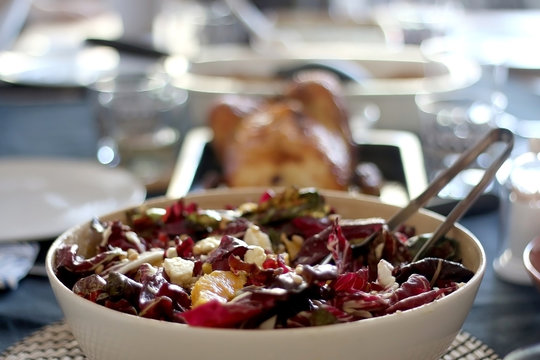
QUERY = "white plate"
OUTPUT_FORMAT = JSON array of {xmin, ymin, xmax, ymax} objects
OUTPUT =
[
  {"xmin": 421, "ymin": 10, "xmax": 540, "ymax": 71},
  {"xmin": 0, "ymin": 158, "xmax": 146, "ymax": 242},
  {"xmin": 0, "ymin": 47, "xmax": 120, "ymax": 88},
  {"xmin": 166, "ymin": 44, "xmax": 480, "ymax": 133}
]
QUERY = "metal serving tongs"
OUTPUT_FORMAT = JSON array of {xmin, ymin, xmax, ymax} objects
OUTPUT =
[
  {"xmin": 322, "ymin": 127, "xmax": 514, "ymax": 265},
  {"xmin": 396, "ymin": 127, "xmax": 513, "ymax": 262}
]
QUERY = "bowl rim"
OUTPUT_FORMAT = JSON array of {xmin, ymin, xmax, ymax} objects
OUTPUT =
[
  {"xmin": 523, "ymin": 236, "xmax": 540, "ymax": 282},
  {"xmin": 165, "ymin": 45, "xmax": 481, "ymax": 97},
  {"xmin": 46, "ymin": 187, "xmax": 486, "ymax": 335}
]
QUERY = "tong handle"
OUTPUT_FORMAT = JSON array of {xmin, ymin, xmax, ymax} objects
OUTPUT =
[{"xmin": 407, "ymin": 127, "xmax": 514, "ymax": 262}]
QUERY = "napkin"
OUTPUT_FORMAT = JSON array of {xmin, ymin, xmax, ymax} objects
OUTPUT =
[{"xmin": 0, "ymin": 242, "xmax": 39, "ymax": 290}]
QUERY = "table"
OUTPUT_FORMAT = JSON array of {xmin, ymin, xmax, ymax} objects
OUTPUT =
[{"xmin": 1, "ymin": 70, "xmax": 540, "ymax": 360}]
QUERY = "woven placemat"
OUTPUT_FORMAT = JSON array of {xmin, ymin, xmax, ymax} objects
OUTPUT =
[{"xmin": 1, "ymin": 321, "xmax": 501, "ymax": 360}]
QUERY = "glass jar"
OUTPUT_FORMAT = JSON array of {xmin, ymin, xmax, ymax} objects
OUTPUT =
[{"xmin": 494, "ymin": 139, "xmax": 540, "ymax": 285}]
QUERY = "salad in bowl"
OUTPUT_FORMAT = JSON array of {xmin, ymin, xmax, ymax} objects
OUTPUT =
[{"xmin": 47, "ymin": 187, "xmax": 485, "ymax": 360}]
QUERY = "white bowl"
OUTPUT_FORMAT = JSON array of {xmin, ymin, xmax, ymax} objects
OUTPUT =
[
  {"xmin": 46, "ymin": 188, "xmax": 485, "ymax": 360},
  {"xmin": 165, "ymin": 44, "xmax": 480, "ymax": 134},
  {"xmin": 523, "ymin": 236, "xmax": 540, "ymax": 291}
]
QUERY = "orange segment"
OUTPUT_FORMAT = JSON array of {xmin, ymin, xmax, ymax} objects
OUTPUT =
[{"xmin": 191, "ymin": 270, "xmax": 247, "ymax": 308}]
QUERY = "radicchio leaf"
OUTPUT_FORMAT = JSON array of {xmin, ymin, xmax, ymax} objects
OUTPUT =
[
  {"xmin": 55, "ymin": 244, "xmax": 125, "ymax": 288},
  {"xmin": 355, "ymin": 228, "xmax": 411, "ymax": 281},
  {"xmin": 104, "ymin": 298, "xmax": 138, "ymax": 315},
  {"xmin": 55, "ymin": 244, "xmax": 124, "ymax": 273},
  {"xmin": 228, "ymin": 254, "xmax": 282, "ymax": 287},
  {"xmin": 102, "ymin": 221, "xmax": 146, "ymax": 253},
  {"xmin": 294, "ymin": 218, "xmax": 385, "ymax": 266},
  {"xmin": 181, "ymin": 298, "xmax": 265, "ymax": 328},
  {"xmin": 175, "ymin": 236, "xmax": 195, "ymax": 258},
  {"xmin": 216, "ymin": 217, "xmax": 251, "ymax": 237},
  {"xmin": 298, "ymin": 264, "xmax": 338, "ymax": 285},
  {"xmin": 103, "ymin": 271, "xmax": 142, "ymax": 304},
  {"xmin": 327, "ymin": 220, "xmax": 352, "ymax": 274},
  {"xmin": 332, "ymin": 290, "xmax": 390, "ymax": 318},
  {"xmin": 406, "ymin": 235, "xmax": 461, "ymax": 262},
  {"xmin": 161, "ymin": 200, "xmax": 198, "ymax": 238},
  {"xmin": 72, "ymin": 274, "xmax": 106, "ymax": 302},
  {"xmin": 287, "ymin": 301, "xmax": 354, "ymax": 327},
  {"xmin": 332, "ymin": 268, "xmax": 370, "ymax": 293},
  {"xmin": 385, "ymin": 287, "xmax": 447, "ymax": 314},
  {"xmin": 205, "ymin": 235, "xmax": 249, "ymax": 271},
  {"xmin": 290, "ymin": 216, "xmax": 332, "ymax": 238},
  {"xmin": 393, "ymin": 257, "xmax": 474, "ymax": 288},
  {"xmin": 138, "ymin": 267, "xmax": 190, "ymax": 321}
]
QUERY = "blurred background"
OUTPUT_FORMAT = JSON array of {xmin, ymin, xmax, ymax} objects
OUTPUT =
[
  {"xmin": 2, "ymin": 0, "xmax": 540, "ymax": 203},
  {"xmin": 1, "ymin": 0, "xmax": 540, "ymax": 161},
  {"xmin": 1, "ymin": 1, "xmax": 540, "ymax": 358}
]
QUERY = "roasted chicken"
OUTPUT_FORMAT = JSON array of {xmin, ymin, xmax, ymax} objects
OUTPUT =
[{"xmin": 207, "ymin": 71, "xmax": 356, "ymax": 191}]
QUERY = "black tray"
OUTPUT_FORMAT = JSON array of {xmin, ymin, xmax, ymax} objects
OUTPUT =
[{"xmin": 167, "ymin": 127, "xmax": 428, "ymax": 208}]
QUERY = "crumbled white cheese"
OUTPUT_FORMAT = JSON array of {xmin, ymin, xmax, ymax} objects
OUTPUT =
[
  {"xmin": 258, "ymin": 315, "xmax": 277, "ymax": 329},
  {"xmin": 143, "ymin": 263, "xmax": 158, "ymax": 277},
  {"xmin": 146, "ymin": 207, "xmax": 167, "ymax": 218},
  {"xmin": 126, "ymin": 248, "xmax": 139, "ymax": 261},
  {"xmin": 376, "ymin": 259, "xmax": 396, "ymax": 289},
  {"xmin": 163, "ymin": 257, "xmax": 196, "ymax": 287},
  {"xmin": 100, "ymin": 225, "xmax": 112, "ymax": 247},
  {"xmin": 244, "ymin": 225, "xmax": 272, "ymax": 252},
  {"xmin": 237, "ymin": 202, "xmax": 258, "ymax": 214},
  {"xmin": 244, "ymin": 246, "xmax": 267, "ymax": 267},
  {"xmin": 291, "ymin": 273, "xmax": 304, "ymax": 285},
  {"xmin": 193, "ymin": 236, "xmax": 222, "ymax": 255},
  {"xmin": 165, "ymin": 247, "xmax": 178, "ymax": 258},
  {"xmin": 125, "ymin": 231, "xmax": 143, "ymax": 248}
]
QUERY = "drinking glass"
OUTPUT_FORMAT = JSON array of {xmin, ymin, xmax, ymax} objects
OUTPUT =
[
  {"xmin": 90, "ymin": 71, "xmax": 188, "ymax": 193},
  {"xmin": 415, "ymin": 90, "xmax": 509, "ymax": 199}
]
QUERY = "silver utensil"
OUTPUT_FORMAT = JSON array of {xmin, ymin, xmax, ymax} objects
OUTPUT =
[
  {"xmin": 224, "ymin": 0, "xmax": 285, "ymax": 47},
  {"xmin": 323, "ymin": 127, "xmax": 514, "ymax": 264}
]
